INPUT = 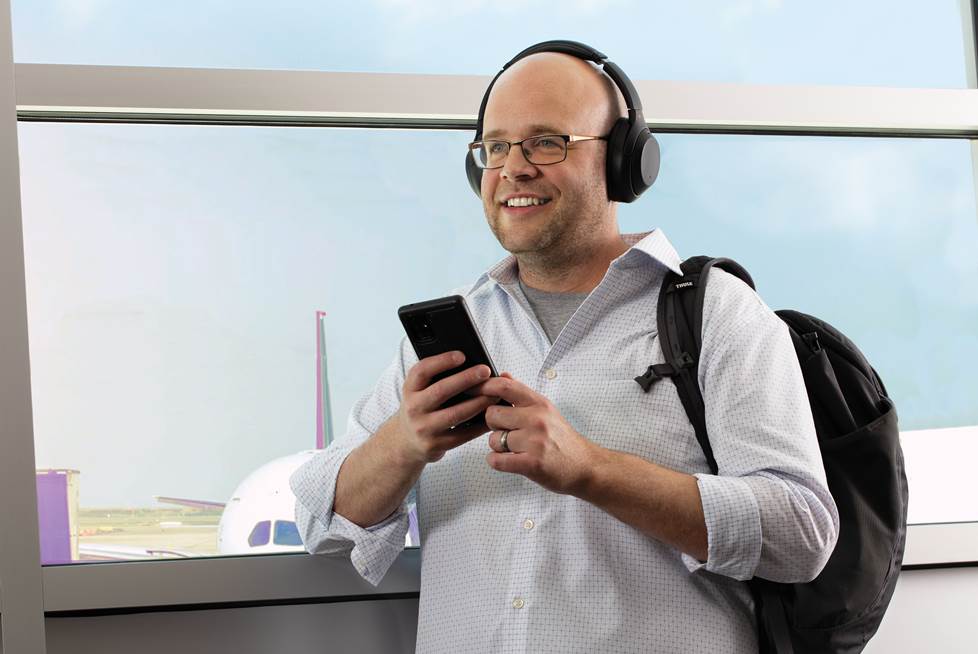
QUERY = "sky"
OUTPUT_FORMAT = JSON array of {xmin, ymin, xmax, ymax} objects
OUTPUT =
[
  {"xmin": 10, "ymin": 2, "xmax": 978, "ymax": 523},
  {"xmin": 10, "ymin": 1, "xmax": 968, "ymax": 86}
]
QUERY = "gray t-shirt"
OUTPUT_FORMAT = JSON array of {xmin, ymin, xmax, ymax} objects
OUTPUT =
[{"xmin": 518, "ymin": 278, "xmax": 589, "ymax": 344}]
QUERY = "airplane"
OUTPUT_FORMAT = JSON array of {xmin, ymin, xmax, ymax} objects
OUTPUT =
[{"xmin": 153, "ymin": 449, "xmax": 323, "ymax": 556}]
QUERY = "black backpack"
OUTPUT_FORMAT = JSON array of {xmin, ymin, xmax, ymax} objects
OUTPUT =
[{"xmin": 634, "ymin": 256, "xmax": 909, "ymax": 654}]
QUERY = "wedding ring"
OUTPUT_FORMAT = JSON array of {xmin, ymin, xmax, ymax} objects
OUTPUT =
[{"xmin": 499, "ymin": 430, "xmax": 511, "ymax": 453}]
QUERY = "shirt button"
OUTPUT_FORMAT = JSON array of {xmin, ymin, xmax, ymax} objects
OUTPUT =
[
  {"xmin": 523, "ymin": 519, "xmax": 534, "ymax": 530},
  {"xmin": 544, "ymin": 368, "xmax": 557, "ymax": 380},
  {"xmin": 512, "ymin": 598, "xmax": 525, "ymax": 609}
]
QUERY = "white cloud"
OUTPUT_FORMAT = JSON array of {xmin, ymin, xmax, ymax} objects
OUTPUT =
[
  {"xmin": 374, "ymin": 0, "xmax": 629, "ymax": 24},
  {"xmin": 668, "ymin": 136, "xmax": 962, "ymax": 239},
  {"xmin": 54, "ymin": 0, "xmax": 111, "ymax": 27},
  {"xmin": 720, "ymin": 0, "xmax": 784, "ymax": 25},
  {"xmin": 941, "ymin": 182, "xmax": 978, "ymax": 294}
]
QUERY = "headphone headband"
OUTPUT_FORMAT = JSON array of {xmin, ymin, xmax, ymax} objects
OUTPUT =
[
  {"xmin": 473, "ymin": 40, "xmax": 644, "ymax": 138},
  {"xmin": 503, "ymin": 41, "xmax": 643, "ymax": 115}
]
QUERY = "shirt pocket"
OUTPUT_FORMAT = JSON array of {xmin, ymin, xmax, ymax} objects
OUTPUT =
[{"xmin": 559, "ymin": 376, "xmax": 705, "ymax": 472}]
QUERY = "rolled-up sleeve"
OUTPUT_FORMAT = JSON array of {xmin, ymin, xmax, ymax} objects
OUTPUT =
[
  {"xmin": 289, "ymin": 337, "xmax": 418, "ymax": 586},
  {"xmin": 681, "ymin": 269, "xmax": 839, "ymax": 583}
]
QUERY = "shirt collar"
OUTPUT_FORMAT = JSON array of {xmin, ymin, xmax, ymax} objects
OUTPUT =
[
  {"xmin": 616, "ymin": 229, "xmax": 684, "ymax": 275},
  {"xmin": 472, "ymin": 228, "xmax": 683, "ymax": 293}
]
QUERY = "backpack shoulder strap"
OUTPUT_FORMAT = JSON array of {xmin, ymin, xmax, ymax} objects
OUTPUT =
[
  {"xmin": 652, "ymin": 256, "xmax": 755, "ymax": 476},
  {"xmin": 652, "ymin": 257, "xmax": 793, "ymax": 654},
  {"xmin": 646, "ymin": 256, "xmax": 794, "ymax": 654}
]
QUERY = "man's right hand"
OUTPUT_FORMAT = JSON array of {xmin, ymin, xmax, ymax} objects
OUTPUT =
[
  {"xmin": 396, "ymin": 351, "xmax": 498, "ymax": 465},
  {"xmin": 332, "ymin": 350, "xmax": 497, "ymax": 529}
]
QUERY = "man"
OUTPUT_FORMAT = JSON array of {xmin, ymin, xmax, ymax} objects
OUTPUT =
[{"xmin": 291, "ymin": 44, "xmax": 839, "ymax": 653}]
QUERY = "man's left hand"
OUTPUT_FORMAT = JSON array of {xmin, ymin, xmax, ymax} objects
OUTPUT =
[{"xmin": 480, "ymin": 372, "xmax": 597, "ymax": 496}]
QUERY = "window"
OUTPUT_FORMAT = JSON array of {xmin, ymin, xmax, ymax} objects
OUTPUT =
[
  {"xmin": 11, "ymin": 1, "xmax": 968, "ymax": 88},
  {"xmin": 273, "ymin": 520, "xmax": 302, "ymax": 547},
  {"xmin": 625, "ymin": 133, "xmax": 978, "ymax": 525},
  {"xmin": 20, "ymin": 123, "xmax": 493, "ymax": 564},
  {"xmin": 629, "ymin": 134, "xmax": 978, "ymax": 444},
  {"xmin": 247, "ymin": 521, "xmax": 271, "ymax": 548},
  {"xmin": 20, "ymin": 122, "xmax": 977, "ymax": 568}
]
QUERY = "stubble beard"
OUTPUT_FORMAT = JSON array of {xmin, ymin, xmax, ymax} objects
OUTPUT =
[{"xmin": 484, "ymin": 176, "xmax": 610, "ymax": 275}]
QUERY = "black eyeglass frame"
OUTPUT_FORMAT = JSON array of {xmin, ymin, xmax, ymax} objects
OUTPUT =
[{"xmin": 467, "ymin": 133, "xmax": 608, "ymax": 169}]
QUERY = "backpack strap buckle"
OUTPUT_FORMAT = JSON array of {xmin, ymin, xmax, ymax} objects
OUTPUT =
[{"xmin": 634, "ymin": 352, "xmax": 695, "ymax": 392}]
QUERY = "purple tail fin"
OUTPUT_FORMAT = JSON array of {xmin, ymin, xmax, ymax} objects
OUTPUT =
[{"xmin": 315, "ymin": 311, "xmax": 335, "ymax": 449}]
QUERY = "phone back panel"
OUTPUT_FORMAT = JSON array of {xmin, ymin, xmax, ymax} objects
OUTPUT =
[{"xmin": 398, "ymin": 295, "xmax": 499, "ymax": 410}]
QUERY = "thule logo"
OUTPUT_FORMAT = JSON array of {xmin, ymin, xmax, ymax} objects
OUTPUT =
[{"xmin": 674, "ymin": 281, "xmax": 694, "ymax": 289}]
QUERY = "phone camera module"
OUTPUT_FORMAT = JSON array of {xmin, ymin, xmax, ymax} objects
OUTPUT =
[{"xmin": 414, "ymin": 315, "xmax": 436, "ymax": 344}]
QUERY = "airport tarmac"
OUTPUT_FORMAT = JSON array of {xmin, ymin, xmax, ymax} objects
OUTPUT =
[{"xmin": 77, "ymin": 507, "xmax": 222, "ymax": 560}]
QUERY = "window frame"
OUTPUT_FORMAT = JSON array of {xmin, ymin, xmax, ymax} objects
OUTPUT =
[
  {"xmin": 0, "ymin": 1, "xmax": 47, "ymax": 650},
  {"xmin": 42, "ymin": 549, "xmax": 422, "ymax": 616},
  {"xmin": 3, "ymin": 2, "xmax": 978, "ymax": 651},
  {"xmin": 30, "ymin": 527, "xmax": 978, "ymax": 616}
]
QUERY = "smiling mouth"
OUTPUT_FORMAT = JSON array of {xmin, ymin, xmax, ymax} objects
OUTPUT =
[{"xmin": 501, "ymin": 197, "xmax": 552, "ymax": 208}]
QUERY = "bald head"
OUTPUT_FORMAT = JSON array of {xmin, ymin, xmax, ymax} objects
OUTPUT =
[
  {"xmin": 482, "ymin": 52, "xmax": 627, "ymax": 140},
  {"xmin": 476, "ymin": 51, "xmax": 632, "ymax": 277}
]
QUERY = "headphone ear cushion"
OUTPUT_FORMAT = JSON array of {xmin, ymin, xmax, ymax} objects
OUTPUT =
[
  {"xmin": 465, "ymin": 151, "xmax": 483, "ymax": 198},
  {"xmin": 631, "ymin": 129, "xmax": 660, "ymax": 198},
  {"xmin": 605, "ymin": 117, "xmax": 632, "ymax": 203}
]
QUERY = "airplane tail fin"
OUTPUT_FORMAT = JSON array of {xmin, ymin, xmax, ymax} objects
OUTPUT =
[{"xmin": 316, "ymin": 311, "xmax": 335, "ymax": 449}]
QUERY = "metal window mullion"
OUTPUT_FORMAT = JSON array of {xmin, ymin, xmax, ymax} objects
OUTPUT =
[
  {"xmin": 961, "ymin": 0, "xmax": 978, "ymax": 88},
  {"xmin": 959, "ymin": 1, "xmax": 978, "ymax": 238},
  {"xmin": 12, "ymin": 63, "xmax": 978, "ymax": 137},
  {"xmin": 0, "ymin": 0, "xmax": 47, "ymax": 652}
]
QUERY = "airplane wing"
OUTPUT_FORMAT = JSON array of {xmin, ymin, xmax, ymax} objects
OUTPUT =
[{"xmin": 154, "ymin": 496, "xmax": 226, "ymax": 510}]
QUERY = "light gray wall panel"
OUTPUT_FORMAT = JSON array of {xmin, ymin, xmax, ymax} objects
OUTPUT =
[
  {"xmin": 42, "ymin": 568, "xmax": 978, "ymax": 653},
  {"xmin": 865, "ymin": 567, "xmax": 978, "ymax": 653},
  {"xmin": 0, "ymin": 0, "xmax": 46, "ymax": 648},
  {"xmin": 46, "ymin": 599, "xmax": 419, "ymax": 654}
]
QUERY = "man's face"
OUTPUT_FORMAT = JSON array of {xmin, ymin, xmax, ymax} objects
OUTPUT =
[{"xmin": 479, "ymin": 55, "xmax": 617, "ymax": 259}]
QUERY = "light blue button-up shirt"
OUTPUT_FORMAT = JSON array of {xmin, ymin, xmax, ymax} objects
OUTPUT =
[{"xmin": 291, "ymin": 229, "xmax": 839, "ymax": 653}]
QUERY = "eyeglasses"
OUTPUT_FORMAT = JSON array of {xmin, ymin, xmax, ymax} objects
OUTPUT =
[{"xmin": 468, "ymin": 133, "xmax": 607, "ymax": 170}]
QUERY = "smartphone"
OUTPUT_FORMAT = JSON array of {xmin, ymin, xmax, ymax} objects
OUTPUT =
[{"xmin": 398, "ymin": 295, "xmax": 508, "ymax": 428}]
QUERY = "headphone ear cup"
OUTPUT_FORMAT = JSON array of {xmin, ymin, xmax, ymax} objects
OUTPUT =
[
  {"xmin": 608, "ymin": 120, "xmax": 659, "ymax": 203},
  {"xmin": 465, "ymin": 151, "xmax": 483, "ymax": 198},
  {"xmin": 605, "ymin": 117, "xmax": 632, "ymax": 203},
  {"xmin": 631, "ymin": 129, "xmax": 660, "ymax": 198}
]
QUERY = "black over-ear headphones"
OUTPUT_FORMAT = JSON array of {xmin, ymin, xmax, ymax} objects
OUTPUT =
[{"xmin": 465, "ymin": 39, "xmax": 659, "ymax": 204}]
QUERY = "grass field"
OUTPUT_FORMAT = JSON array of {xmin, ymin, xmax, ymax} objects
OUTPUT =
[{"xmin": 77, "ymin": 507, "xmax": 224, "ymax": 559}]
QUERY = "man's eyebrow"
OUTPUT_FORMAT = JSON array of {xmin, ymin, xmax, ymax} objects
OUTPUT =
[{"xmin": 481, "ymin": 125, "xmax": 564, "ymax": 140}]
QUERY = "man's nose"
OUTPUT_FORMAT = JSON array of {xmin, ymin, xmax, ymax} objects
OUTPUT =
[{"xmin": 500, "ymin": 145, "xmax": 538, "ymax": 181}]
